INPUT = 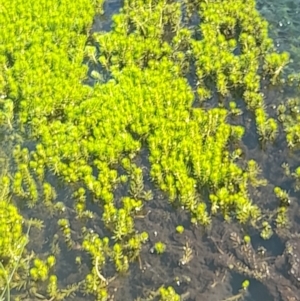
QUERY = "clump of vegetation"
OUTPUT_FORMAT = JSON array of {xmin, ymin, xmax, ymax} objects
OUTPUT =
[
  {"xmin": 154, "ymin": 242, "xmax": 166, "ymax": 254},
  {"xmin": 0, "ymin": 0, "xmax": 296, "ymax": 299},
  {"xmin": 0, "ymin": 201, "xmax": 23, "ymax": 261},
  {"xmin": 159, "ymin": 286, "xmax": 180, "ymax": 301}
]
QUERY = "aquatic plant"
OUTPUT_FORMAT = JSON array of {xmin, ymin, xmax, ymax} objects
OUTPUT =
[
  {"xmin": 175, "ymin": 225, "xmax": 184, "ymax": 234},
  {"xmin": 275, "ymin": 94, "xmax": 300, "ymax": 150},
  {"xmin": 260, "ymin": 221, "xmax": 273, "ymax": 240},
  {"xmin": 0, "ymin": 220, "xmax": 30, "ymax": 301},
  {"xmin": 4, "ymin": 0, "xmax": 282, "ymax": 233},
  {"xmin": 154, "ymin": 242, "xmax": 166, "ymax": 255},
  {"xmin": 0, "ymin": 201, "xmax": 23, "ymax": 261},
  {"xmin": 0, "ymin": 0, "xmax": 295, "ymax": 299},
  {"xmin": 159, "ymin": 286, "xmax": 180, "ymax": 301}
]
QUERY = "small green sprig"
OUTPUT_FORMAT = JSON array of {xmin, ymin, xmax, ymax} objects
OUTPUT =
[
  {"xmin": 260, "ymin": 221, "xmax": 273, "ymax": 240},
  {"xmin": 159, "ymin": 286, "xmax": 180, "ymax": 301},
  {"xmin": 154, "ymin": 242, "xmax": 166, "ymax": 254},
  {"xmin": 274, "ymin": 186, "xmax": 290, "ymax": 206}
]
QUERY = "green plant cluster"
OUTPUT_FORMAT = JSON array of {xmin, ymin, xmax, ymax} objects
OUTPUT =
[
  {"xmin": 0, "ymin": 200, "xmax": 23, "ymax": 261},
  {"xmin": 191, "ymin": 0, "xmax": 286, "ymax": 140},
  {"xmin": 2, "ymin": 0, "xmax": 285, "ymax": 228},
  {"xmin": 80, "ymin": 226, "xmax": 148, "ymax": 299},
  {"xmin": 154, "ymin": 241, "xmax": 166, "ymax": 254},
  {"xmin": 276, "ymin": 96, "xmax": 300, "ymax": 195},
  {"xmin": 29, "ymin": 256, "xmax": 56, "ymax": 282},
  {"xmin": 91, "ymin": 0, "xmax": 274, "ymax": 226},
  {"xmin": 159, "ymin": 286, "xmax": 180, "ymax": 301},
  {"xmin": 0, "ymin": 198, "xmax": 30, "ymax": 301},
  {"xmin": 0, "ymin": 0, "xmax": 293, "ymax": 299},
  {"xmin": 277, "ymin": 97, "xmax": 300, "ymax": 148}
]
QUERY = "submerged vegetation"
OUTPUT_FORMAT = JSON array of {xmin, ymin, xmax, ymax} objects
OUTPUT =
[{"xmin": 1, "ymin": 0, "xmax": 300, "ymax": 300}]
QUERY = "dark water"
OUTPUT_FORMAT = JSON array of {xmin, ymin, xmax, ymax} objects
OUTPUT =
[{"xmin": 92, "ymin": 0, "xmax": 122, "ymax": 32}]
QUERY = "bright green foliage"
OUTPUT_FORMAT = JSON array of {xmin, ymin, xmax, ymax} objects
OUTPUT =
[
  {"xmin": 274, "ymin": 186, "xmax": 290, "ymax": 206},
  {"xmin": 46, "ymin": 255, "xmax": 56, "ymax": 268},
  {"xmin": 242, "ymin": 279, "xmax": 250, "ymax": 290},
  {"xmin": 58, "ymin": 218, "xmax": 75, "ymax": 249},
  {"xmin": 159, "ymin": 286, "xmax": 180, "ymax": 301},
  {"xmin": 275, "ymin": 207, "xmax": 289, "ymax": 228},
  {"xmin": 84, "ymin": 273, "xmax": 109, "ymax": 300},
  {"xmin": 0, "ymin": 99, "xmax": 14, "ymax": 129},
  {"xmin": 30, "ymin": 258, "xmax": 50, "ymax": 281},
  {"xmin": 1, "ymin": 0, "xmax": 279, "ymax": 231},
  {"xmin": 277, "ymin": 97, "xmax": 300, "ymax": 148},
  {"xmin": 192, "ymin": 0, "xmax": 283, "ymax": 139},
  {"xmin": 276, "ymin": 97, "xmax": 300, "ymax": 186},
  {"xmin": 176, "ymin": 225, "xmax": 184, "ymax": 234},
  {"xmin": 0, "ymin": 201, "xmax": 23, "ymax": 261},
  {"xmin": 154, "ymin": 242, "xmax": 166, "ymax": 254},
  {"xmin": 260, "ymin": 221, "xmax": 273, "ymax": 240},
  {"xmin": 263, "ymin": 52, "xmax": 290, "ymax": 84},
  {"xmin": 243, "ymin": 235, "xmax": 251, "ymax": 244},
  {"xmin": 0, "ymin": 0, "xmax": 292, "ymax": 299},
  {"xmin": 47, "ymin": 275, "xmax": 58, "ymax": 298},
  {"xmin": 246, "ymin": 160, "xmax": 267, "ymax": 187}
]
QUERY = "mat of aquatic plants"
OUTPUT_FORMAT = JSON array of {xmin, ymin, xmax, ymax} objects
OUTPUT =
[{"xmin": 1, "ymin": 0, "xmax": 300, "ymax": 300}]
